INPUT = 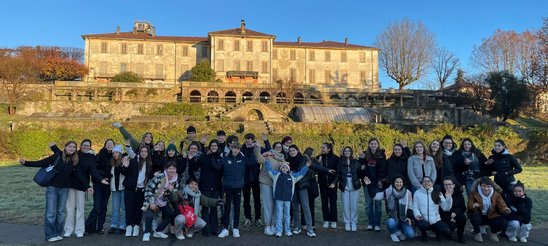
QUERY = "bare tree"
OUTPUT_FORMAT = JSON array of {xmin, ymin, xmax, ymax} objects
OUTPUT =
[
  {"xmin": 0, "ymin": 52, "xmax": 41, "ymax": 115},
  {"xmin": 431, "ymin": 47, "xmax": 460, "ymax": 89},
  {"xmin": 275, "ymin": 76, "xmax": 299, "ymax": 105},
  {"xmin": 471, "ymin": 30, "xmax": 519, "ymax": 73},
  {"xmin": 375, "ymin": 18, "xmax": 436, "ymax": 89}
]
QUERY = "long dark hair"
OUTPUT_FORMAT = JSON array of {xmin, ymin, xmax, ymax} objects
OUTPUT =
[
  {"xmin": 208, "ymin": 139, "xmax": 220, "ymax": 154},
  {"xmin": 391, "ymin": 144, "xmax": 407, "ymax": 159},
  {"xmin": 322, "ymin": 142, "xmax": 334, "ymax": 155},
  {"xmin": 137, "ymin": 145, "xmax": 152, "ymax": 171},
  {"xmin": 429, "ymin": 140, "xmax": 443, "ymax": 169},
  {"xmin": 341, "ymin": 146, "xmax": 353, "ymax": 159},
  {"xmin": 365, "ymin": 138, "xmax": 383, "ymax": 160},
  {"xmin": 459, "ymin": 138, "xmax": 478, "ymax": 153}
]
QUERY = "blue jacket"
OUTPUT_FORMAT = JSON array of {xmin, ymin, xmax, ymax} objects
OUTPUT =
[
  {"xmin": 218, "ymin": 152, "xmax": 253, "ymax": 189},
  {"xmin": 266, "ymin": 162, "xmax": 308, "ymax": 201}
]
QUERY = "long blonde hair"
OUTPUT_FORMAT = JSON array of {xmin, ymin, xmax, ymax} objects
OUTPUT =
[{"xmin": 62, "ymin": 141, "xmax": 79, "ymax": 166}]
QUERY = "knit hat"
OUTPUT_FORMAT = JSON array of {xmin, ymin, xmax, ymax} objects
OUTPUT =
[
  {"xmin": 279, "ymin": 162, "xmax": 290, "ymax": 171},
  {"xmin": 166, "ymin": 144, "xmax": 177, "ymax": 153},
  {"xmin": 282, "ymin": 136, "xmax": 292, "ymax": 145},
  {"xmin": 112, "ymin": 144, "xmax": 123, "ymax": 154},
  {"xmin": 187, "ymin": 126, "xmax": 196, "ymax": 133}
]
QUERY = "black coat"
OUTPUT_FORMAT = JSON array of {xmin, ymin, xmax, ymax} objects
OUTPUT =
[
  {"xmin": 218, "ymin": 152, "xmax": 251, "ymax": 189},
  {"xmin": 24, "ymin": 153, "xmax": 74, "ymax": 188},
  {"xmin": 316, "ymin": 153, "xmax": 339, "ymax": 186},
  {"xmin": 385, "ymin": 154, "xmax": 409, "ymax": 188},
  {"xmin": 151, "ymin": 150, "xmax": 166, "ymax": 174},
  {"xmin": 506, "ymin": 194, "xmax": 533, "ymax": 224},
  {"xmin": 446, "ymin": 150, "xmax": 466, "ymax": 185},
  {"xmin": 487, "ymin": 150, "xmax": 522, "ymax": 186},
  {"xmin": 440, "ymin": 187, "xmax": 466, "ymax": 223},
  {"xmin": 241, "ymin": 145, "xmax": 260, "ymax": 184},
  {"xmin": 333, "ymin": 158, "xmax": 362, "ymax": 192},
  {"xmin": 199, "ymin": 151, "xmax": 223, "ymax": 192},
  {"xmin": 288, "ymin": 153, "xmax": 313, "ymax": 190},
  {"xmin": 435, "ymin": 155, "xmax": 454, "ymax": 187},
  {"xmin": 120, "ymin": 157, "xmax": 152, "ymax": 190},
  {"xmin": 51, "ymin": 145, "xmax": 103, "ymax": 191},
  {"xmin": 95, "ymin": 148, "xmax": 113, "ymax": 183}
]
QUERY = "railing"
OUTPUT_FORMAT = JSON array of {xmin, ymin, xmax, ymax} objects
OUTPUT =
[{"xmin": 54, "ymin": 81, "xmax": 176, "ymax": 89}]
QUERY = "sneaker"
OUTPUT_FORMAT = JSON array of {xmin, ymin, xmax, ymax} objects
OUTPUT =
[
  {"xmin": 176, "ymin": 234, "xmax": 185, "ymax": 240},
  {"xmin": 474, "ymin": 233, "xmax": 483, "ymax": 242},
  {"xmin": 142, "ymin": 232, "xmax": 150, "ymax": 242},
  {"xmin": 244, "ymin": 219, "xmax": 252, "ymax": 227},
  {"xmin": 63, "ymin": 232, "xmax": 71, "ymax": 238},
  {"xmin": 76, "ymin": 233, "xmax": 84, "ymax": 238},
  {"xmin": 264, "ymin": 227, "xmax": 275, "ymax": 236},
  {"xmin": 186, "ymin": 233, "xmax": 193, "ymax": 238},
  {"xmin": 345, "ymin": 223, "xmax": 351, "ymax": 232},
  {"xmin": 397, "ymin": 231, "xmax": 407, "ymax": 241},
  {"xmin": 132, "ymin": 225, "xmax": 140, "ymax": 237},
  {"xmin": 232, "ymin": 229, "xmax": 240, "ymax": 238},
  {"xmin": 275, "ymin": 233, "xmax": 282, "ymax": 238},
  {"xmin": 330, "ymin": 222, "xmax": 337, "ymax": 229},
  {"xmin": 374, "ymin": 226, "xmax": 381, "ymax": 232},
  {"xmin": 292, "ymin": 228, "xmax": 302, "ymax": 235},
  {"xmin": 480, "ymin": 225, "xmax": 487, "ymax": 235},
  {"xmin": 509, "ymin": 237, "xmax": 518, "ymax": 242},
  {"xmin": 125, "ymin": 226, "xmax": 133, "ymax": 237},
  {"xmin": 351, "ymin": 224, "xmax": 357, "ymax": 232},
  {"xmin": 218, "ymin": 229, "xmax": 229, "ymax": 238},
  {"xmin": 108, "ymin": 227, "xmax": 117, "ymax": 234},
  {"xmin": 366, "ymin": 225, "xmax": 373, "ymax": 231},
  {"xmin": 255, "ymin": 219, "xmax": 264, "ymax": 227},
  {"xmin": 519, "ymin": 237, "xmax": 528, "ymax": 243},
  {"xmin": 153, "ymin": 231, "xmax": 168, "ymax": 239},
  {"xmin": 48, "ymin": 236, "xmax": 62, "ymax": 242},
  {"xmin": 285, "ymin": 232, "xmax": 293, "ymax": 237},
  {"xmin": 323, "ymin": 221, "xmax": 330, "ymax": 229},
  {"xmin": 488, "ymin": 232, "xmax": 499, "ymax": 242},
  {"xmin": 391, "ymin": 233, "xmax": 401, "ymax": 242},
  {"xmin": 307, "ymin": 230, "xmax": 316, "ymax": 237}
]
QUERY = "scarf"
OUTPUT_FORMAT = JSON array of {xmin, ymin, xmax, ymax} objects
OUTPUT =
[
  {"xmin": 181, "ymin": 185, "xmax": 201, "ymax": 215},
  {"xmin": 386, "ymin": 186, "xmax": 409, "ymax": 221},
  {"xmin": 462, "ymin": 151, "xmax": 480, "ymax": 175},
  {"xmin": 155, "ymin": 172, "xmax": 178, "ymax": 207},
  {"xmin": 269, "ymin": 149, "xmax": 285, "ymax": 162},
  {"xmin": 443, "ymin": 148, "xmax": 453, "ymax": 157},
  {"xmin": 478, "ymin": 185, "xmax": 494, "ymax": 215}
]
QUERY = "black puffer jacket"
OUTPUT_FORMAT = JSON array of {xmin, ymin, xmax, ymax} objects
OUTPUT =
[
  {"xmin": 487, "ymin": 149, "xmax": 522, "ymax": 186},
  {"xmin": 316, "ymin": 153, "xmax": 339, "ymax": 186},
  {"xmin": 385, "ymin": 153, "xmax": 409, "ymax": 187},
  {"xmin": 506, "ymin": 194, "xmax": 532, "ymax": 224},
  {"xmin": 288, "ymin": 153, "xmax": 313, "ymax": 190},
  {"xmin": 24, "ymin": 153, "xmax": 74, "ymax": 188},
  {"xmin": 95, "ymin": 148, "xmax": 113, "ymax": 183},
  {"xmin": 440, "ymin": 187, "xmax": 466, "ymax": 222},
  {"xmin": 199, "ymin": 151, "xmax": 223, "ymax": 192},
  {"xmin": 333, "ymin": 157, "xmax": 362, "ymax": 192}
]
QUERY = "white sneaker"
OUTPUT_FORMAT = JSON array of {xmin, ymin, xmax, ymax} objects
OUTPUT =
[
  {"xmin": 366, "ymin": 225, "xmax": 373, "ymax": 231},
  {"xmin": 330, "ymin": 222, "xmax": 337, "ymax": 229},
  {"xmin": 374, "ymin": 226, "xmax": 381, "ymax": 232},
  {"xmin": 519, "ymin": 237, "xmax": 528, "ymax": 243},
  {"xmin": 218, "ymin": 229, "xmax": 229, "ymax": 238},
  {"xmin": 232, "ymin": 229, "xmax": 240, "ymax": 238},
  {"xmin": 125, "ymin": 226, "xmax": 133, "ymax": 237},
  {"xmin": 285, "ymin": 232, "xmax": 293, "ymax": 237},
  {"xmin": 62, "ymin": 232, "xmax": 71, "ymax": 238},
  {"xmin": 322, "ymin": 221, "xmax": 329, "ymax": 229},
  {"xmin": 391, "ymin": 233, "xmax": 401, "ymax": 242},
  {"xmin": 48, "ymin": 236, "xmax": 62, "ymax": 242},
  {"xmin": 351, "ymin": 224, "xmax": 357, "ymax": 232},
  {"xmin": 244, "ymin": 219, "xmax": 252, "ymax": 227},
  {"xmin": 345, "ymin": 223, "xmax": 351, "ymax": 232},
  {"xmin": 292, "ymin": 228, "xmax": 302, "ymax": 234},
  {"xmin": 76, "ymin": 233, "xmax": 83, "ymax": 238},
  {"xmin": 396, "ymin": 231, "xmax": 406, "ymax": 240},
  {"xmin": 142, "ymin": 232, "xmax": 150, "ymax": 242},
  {"xmin": 509, "ymin": 237, "xmax": 518, "ymax": 242},
  {"xmin": 275, "ymin": 232, "xmax": 282, "ymax": 238},
  {"xmin": 153, "ymin": 231, "xmax": 168, "ymax": 239},
  {"xmin": 264, "ymin": 226, "xmax": 275, "ymax": 236},
  {"xmin": 176, "ymin": 234, "xmax": 185, "ymax": 240},
  {"xmin": 307, "ymin": 230, "xmax": 316, "ymax": 237},
  {"xmin": 480, "ymin": 225, "xmax": 487, "ymax": 235},
  {"xmin": 132, "ymin": 225, "xmax": 140, "ymax": 237},
  {"xmin": 488, "ymin": 232, "xmax": 499, "ymax": 242},
  {"xmin": 186, "ymin": 233, "xmax": 193, "ymax": 238}
]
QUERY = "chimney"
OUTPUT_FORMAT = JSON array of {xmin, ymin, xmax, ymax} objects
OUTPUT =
[
  {"xmin": 132, "ymin": 27, "xmax": 136, "ymax": 34},
  {"xmin": 240, "ymin": 19, "xmax": 246, "ymax": 35},
  {"xmin": 151, "ymin": 27, "xmax": 156, "ymax": 37},
  {"xmin": 345, "ymin": 37, "xmax": 348, "ymax": 46},
  {"xmin": 116, "ymin": 26, "xmax": 120, "ymax": 35},
  {"xmin": 297, "ymin": 37, "xmax": 302, "ymax": 44}
]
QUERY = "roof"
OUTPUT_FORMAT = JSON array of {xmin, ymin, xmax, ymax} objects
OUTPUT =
[
  {"xmin": 208, "ymin": 28, "xmax": 275, "ymax": 38},
  {"xmin": 290, "ymin": 106, "xmax": 375, "ymax": 123},
  {"xmin": 82, "ymin": 32, "xmax": 208, "ymax": 43},
  {"xmin": 274, "ymin": 41, "xmax": 378, "ymax": 50}
]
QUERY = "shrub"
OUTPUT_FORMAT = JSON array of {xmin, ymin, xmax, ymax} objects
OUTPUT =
[{"xmin": 111, "ymin": 71, "xmax": 143, "ymax": 82}]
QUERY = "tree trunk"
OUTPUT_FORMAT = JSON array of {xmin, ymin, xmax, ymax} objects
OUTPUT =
[{"xmin": 8, "ymin": 98, "xmax": 14, "ymax": 116}]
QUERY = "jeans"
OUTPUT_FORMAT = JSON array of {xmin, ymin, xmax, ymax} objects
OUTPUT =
[
  {"xmin": 201, "ymin": 190, "xmax": 220, "ymax": 235},
  {"xmin": 506, "ymin": 221, "xmax": 532, "ymax": 239},
  {"xmin": 465, "ymin": 179, "xmax": 474, "ymax": 197},
  {"xmin": 64, "ymin": 188, "xmax": 85, "ymax": 235},
  {"xmin": 292, "ymin": 188, "xmax": 312, "ymax": 231},
  {"xmin": 175, "ymin": 215, "xmax": 207, "ymax": 235},
  {"xmin": 125, "ymin": 188, "xmax": 145, "ymax": 226},
  {"xmin": 110, "ymin": 190, "xmax": 126, "ymax": 229},
  {"xmin": 386, "ymin": 218, "xmax": 415, "ymax": 238},
  {"xmin": 260, "ymin": 183, "xmax": 275, "ymax": 227},
  {"xmin": 341, "ymin": 190, "xmax": 359, "ymax": 225},
  {"xmin": 223, "ymin": 188, "xmax": 242, "ymax": 229},
  {"xmin": 243, "ymin": 180, "xmax": 261, "ymax": 221},
  {"xmin": 319, "ymin": 183, "xmax": 337, "ymax": 222},
  {"xmin": 364, "ymin": 187, "xmax": 381, "ymax": 227},
  {"xmin": 144, "ymin": 205, "xmax": 175, "ymax": 233},
  {"xmin": 275, "ymin": 200, "xmax": 291, "ymax": 234},
  {"xmin": 85, "ymin": 184, "xmax": 110, "ymax": 233},
  {"xmin": 470, "ymin": 213, "xmax": 508, "ymax": 233},
  {"xmin": 44, "ymin": 186, "xmax": 69, "ymax": 240}
]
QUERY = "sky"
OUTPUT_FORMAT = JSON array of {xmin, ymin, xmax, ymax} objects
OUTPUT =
[{"xmin": 1, "ymin": 0, "xmax": 545, "ymax": 89}]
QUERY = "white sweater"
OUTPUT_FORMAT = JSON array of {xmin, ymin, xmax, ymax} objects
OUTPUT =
[{"xmin": 413, "ymin": 187, "xmax": 452, "ymax": 225}]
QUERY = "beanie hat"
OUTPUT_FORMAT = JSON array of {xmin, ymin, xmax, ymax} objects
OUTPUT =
[
  {"xmin": 112, "ymin": 144, "xmax": 124, "ymax": 154},
  {"xmin": 166, "ymin": 144, "xmax": 177, "ymax": 153},
  {"xmin": 187, "ymin": 126, "xmax": 196, "ymax": 133},
  {"xmin": 279, "ymin": 163, "xmax": 290, "ymax": 171},
  {"xmin": 282, "ymin": 136, "xmax": 292, "ymax": 145}
]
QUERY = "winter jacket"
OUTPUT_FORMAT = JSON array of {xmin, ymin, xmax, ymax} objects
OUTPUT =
[
  {"xmin": 374, "ymin": 186, "xmax": 414, "ymax": 222},
  {"xmin": 506, "ymin": 194, "xmax": 533, "ymax": 224},
  {"xmin": 266, "ymin": 162, "xmax": 309, "ymax": 201},
  {"xmin": 316, "ymin": 153, "xmax": 339, "ymax": 186},
  {"xmin": 118, "ymin": 126, "xmax": 153, "ymax": 152},
  {"xmin": 359, "ymin": 149, "xmax": 387, "ymax": 186},
  {"xmin": 259, "ymin": 155, "xmax": 285, "ymax": 187},
  {"xmin": 486, "ymin": 149, "xmax": 522, "ymax": 186},
  {"xmin": 151, "ymin": 150, "xmax": 166, "ymax": 175},
  {"xmin": 241, "ymin": 144, "xmax": 264, "ymax": 184},
  {"xmin": 440, "ymin": 187, "xmax": 466, "ymax": 223},
  {"xmin": 434, "ymin": 155, "xmax": 454, "ymax": 187},
  {"xmin": 198, "ymin": 151, "xmax": 223, "ymax": 192},
  {"xmin": 120, "ymin": 156, "xmax": 152, "ymax": 190},
  {"xmin": 467, "ymin": 178, "xmax": 510, "ymax": 219},
  {"xmin": 185, "ymin": 153, "xmax": 202, "ymax": 181},
  {"xmin": 385, "ymin": 154, "xmax": 410, "ymax": 188},
  {"xmin": 217, "ymin": 152, "xmax": 252, "ymax": 189},
  {"xmin": 176, "ymin": 188, "xmax": 219, "ymax": 217},
  {"xmin": 95, "ymin": 148, "xmax": 113, "ymax": 184},
  {"xmin": 142, "ymin": 173, "xmax": 179, "ymax": 211},
  {"xmin": 333, "ymin": 158, "xmax": 362, "ymax": 192},
  {"xmin": 110, "ymin": 165, "xmax": 125, "ymax": 191},
  {"xmin": 288, "ymin": 153, "xmax": 313, "ymax": 190},
  {"xmin": 51, "ymin": 145, "xmax": 103, "ymax": 191},
  {"xmin": 23, "ymin": 153, "xmax": 74, "ymax": 188},
  {"xmin": 413, "ymin": 186, "xmax": 452, "ymax": 225},
  {"xmin": 408, "ymin": 155, "xmax": 437, "ymax": 190}
]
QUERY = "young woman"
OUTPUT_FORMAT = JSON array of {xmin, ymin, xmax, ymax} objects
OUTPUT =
[
  {"xmin": 151, "ymin": 140, "xmax": 166, "ymax": 174},
  {"xmin": 412, "ymin": 176, "xmax": 452, "ymax": 242},
  {"xmin": 458, "ymin": 138, "xmax": 487, "ymax": 196},
  {"xmin": 440, "ymin": 176, "xmax": 467, "ymax": 243},
  {"xmin": 316, "ymin": 143, "xmax": 339, "ymax": 229},
  {"xmin": 121, "ymin": 144, "xmax": 153, "ymax": 237},
  {"xmin": 198, "ymin": 140, "xmax": 224, "ymax": 236},
  {"xmin": 164, "ymin": 142, "xmax": 186, "ymax": 183},
  {"xmin": 184, "ymin": 141, "xmax": 202, "ymax": 182},
  {"xmin": 506, "ymin": 181, "xmax": 533, "ymax": 243},
  {"xmin": 258, "ymin": 142, "xmax": 285, "ymax": 236},
  {"xmin": 441, "ymin": 135, "xmax": 464, "ymax": 186},
  {"xmin": 141, "ymin": 161, "xmax": 179, "ymax": 242},
  {"xmin": 331, "ymin": 146, "xmax": 361, "ymax": 232},
  {"xmin": 408, "ymin": 141, "xmax": 436, "ymax": 192},
  {"xmin": 19, "ymin": 141, "xmax": 78, "ymax": 242},
  {"xmin": 287, "ymin": 145, "xmax": 316, "ymax": 237},
  {"xmin": 107, "ymin": 145, "xmax": 126, "ymax": 234},
  {"xmin": 467, "ymin": 176, "xmax": 511, "ymax": 242},
  {"xmin": 429, "ymin": 140, "xmax": 453, "ymax": 190},
  {"xmin": 374, "ymin": 175, "xmax": 414, "ymax": 242},
  {"xmin": 359, "ymin": 138, "xmax": 386, "ymax": 232},
  {"xmin": 113, "ymin": 122, "xmax": 154, "ymax": 152},
  {"xmin": 485, "ymin": 139, "xmax": 523, "ymax": 200},
  {"xmin": 385, "ymin": 142, "xmax": 411, "ymax": 190}
]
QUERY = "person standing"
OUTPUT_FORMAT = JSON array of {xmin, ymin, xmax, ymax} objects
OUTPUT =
[
  {"xmin": 107, "ymin": 145, "xmax": 126, "ymax": 234},
  {"xmin": 198, "ymin": 140, "xmax": 223, "ymax": 236},
  {"xmin": 242, "ymin": 133, "xmax": 264, "ymax": 228},
  {"xmin": 287, "ymin": 145, "xmax": 316, "ymax": 237},
  {"xmin": 359, "ymin": 138, "xmax": 386, "ymax": 232},
  {"xmin": 485, "ymin": 139, "xmax": 522, "ymax": 200},
  {"xmin": 316, "ymin": 143, "xmax": 339, "ymax": 229},
  {"xmin": 331, "ymin": 146, "xmax": 362, "ymax": 232},
  {"xmin": 408, "ymin": 141, "xmax": 437, "ymax": 192},
  {"xmin": 258, "ymin": 142, "xmax": 285, "ymax": 236}
]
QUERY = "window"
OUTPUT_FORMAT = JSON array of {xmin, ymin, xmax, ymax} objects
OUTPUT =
[
  {"xmin": 325, "ymin": 70, "xmax": 331, "ymax": 83},
  {"xmin": 218, "ymin": 39, "xmax": 224, "ymax": 51},
  {"xmin": 309, "ymin": 51, "xmax": 315, "ymax": 61},
  {"xmin": 246, "ymin": 40, "xmax": 253, "ymax": 52},
  {"xmin": 135, "ymin": 63, "xmax": 144, "ymax": 77},
  {"xmin": 201, "ymin": 46, "xmax": 208, "ymax": 57},
  {"xmin": 120, "ymin": 63, "xmax": 127, "ymax": 73},
  {"xmin": 233, "ymin": 60, "xmax": 241, "ymax": 71},
  {"xmin": 182, "ymin": 46, "xmax": 189, "ymax": 57},
  {"xmin": 359, "ymin": 52, "xmax": 366, "ymax": 63},
  {"xmin": 100, "ymin": 42, "xmax": 108, "ymax": 53},
  {"xmin": 325, "ymin": 51, "xmax": 331, "ymax": 62},
  {"xmin": 272, "ymin": 68, "xmax": 278, "ymax": 80},
  {"xmin": 234, "ymin": 40, "xmax": 240, "ymax": 51},
  {"xmin": 262, "ymin": 41, "xmax": 268, "ymax": 52},
  {"xmin": 121, "ymin": 43, "xmax": 127, "ymax": 54},
  {"xmin": 261, "ymin": 61, "xmax": 268, "ymax": 73},
  {"xmin": 157, "ymin": 45, "xmax": 163, "ymax": 55},
  {"xmin": 216, "ymin": 59, "xmax": 225, "ymax": 72},
  {"xmin": 272, "ymin": 49, "xmax": 278, "ymax": 60},
  {"xmin": 290, "ymin": 68, "xmax": 297, "ymax": 82},
  {"xmin": 309, "ymin": 69, "xmax": 316, "ymax": 83},
  {"xmin": 137, "ymin": 44, "xmax": 144, "ymax": 54},
  {"xmin": 360, "ymin": 71, "xmax": 366, "ymax": 83},
  {"xmin": 341, "ymin": 52, "xmax": 347, "ymax": 62},
  {"xmin": 246, "ymin": 61, "xmax": 253, "ymax": 71},
  {"xmin": 290, "ymin": 50, "xmax": 296, "ymax": 60},
  {"xmin": 155, "ymin": 64, "xmax": 163, "ymax": 79}
]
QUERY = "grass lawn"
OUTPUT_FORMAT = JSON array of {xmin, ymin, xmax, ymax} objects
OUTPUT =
[{"xmin": 0, "ymin": 164, "xmax": 546, "ymax": 229}]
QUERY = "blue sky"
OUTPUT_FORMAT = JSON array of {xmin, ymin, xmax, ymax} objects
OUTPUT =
[{"xmin": 1, "ymin": 0, "xmax": 545, "ymax": 89}]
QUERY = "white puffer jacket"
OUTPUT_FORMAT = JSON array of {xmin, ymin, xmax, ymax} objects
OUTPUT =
[{"xmin": 413, "ymin": 187, "xmax": 452, "ymax": 225}]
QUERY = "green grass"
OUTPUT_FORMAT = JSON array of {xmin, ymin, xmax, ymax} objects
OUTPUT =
[{"xmin": 507, "ymin": 114, "xmax": 548, "ymax": 129}]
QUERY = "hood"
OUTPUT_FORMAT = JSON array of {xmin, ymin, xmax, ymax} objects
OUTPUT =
[{"xmin": 471, "ymin": 177, "xmax": 503, "ymax": 194}]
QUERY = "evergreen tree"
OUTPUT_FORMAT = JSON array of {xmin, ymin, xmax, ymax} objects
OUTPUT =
[
  {"xmin": 189, "ymin": 60, "xmax": 216, "ymax": 82},
  {"xmin": 485, "ymin": 71, "xmax": 529, "ymax": 121}
]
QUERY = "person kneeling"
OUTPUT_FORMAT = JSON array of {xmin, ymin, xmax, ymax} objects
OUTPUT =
[
  {"xmin": 374, "ymin": 175, "xmax": 415, "ymax": 242},
  {"xmin": 141, "ymin": 162, "xmax": 179, "ymax": 242},
  {"xmin": 505, "ymin": 181, "xmax": 533, "ymax": 243},
  {"xmin": 413, "ymin": 176, "xmax": 452, "ymax": 242},
  {"xmin": 175, "ymin": 178, "xmax": 224, "ymax": 240}
]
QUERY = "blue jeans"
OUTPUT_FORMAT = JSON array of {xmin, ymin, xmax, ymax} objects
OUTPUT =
[
  {"xmin": 465, "ymin": 179, "xmax": 474, "ymax": 197},
  {"xmin": 364, "ymin": 187, "xmax": 381, "ymax": 227},
  {"xmin": 110, "ymin": 190, "xmax": 126, "ymax": 229},
  {"xmin": 275, "ymin": 200, "xmax": 291, "ymax": 234},
  {"xmin": 387, "ymin": 218, "xmax": 415, "ymax": 238},
  {"xmin": 45, "ymin": 186, "xmax": 69, "ymax": 240}
]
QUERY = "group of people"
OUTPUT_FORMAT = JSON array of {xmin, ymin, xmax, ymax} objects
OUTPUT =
[{"xmin": 20, "ymin": 123, "xmax": 533, "ymax": 243}]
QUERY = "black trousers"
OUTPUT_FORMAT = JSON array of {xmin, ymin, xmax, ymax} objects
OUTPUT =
[
  {"xmin": 144, "ymin": 205, "xmax": 175, "ymax": 233},
  {"xmin": 202, "ymin": 189, "xmax": 220, "ymax": 235},
  {"xmin": 470, "ymin": 213, "xmax": 508, "ymax": 233},
  {"xmin": 243, "ymin": 180, "xmax": 261, "ymax": 220},
  {"xmin": 441, "ymin": 212, "xmax": 466, "ymax": 236},
  {"xmin": 124, "ymin": 188, "xmax": 144, "ymax": 226},
  {"xmin": 417, "ymin": 220, "xmax": 451, "ymax": 239},
  {"xmin": 223, "ymin": 188, "xmax": 242, "ymax": 229},
  {"xmin": 85, "ymin": 184, "xmax": 111, "ymax": 233},
  {"xmin": 319, "ymin": 183, "xmax": 337, "ymax": 222}
]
